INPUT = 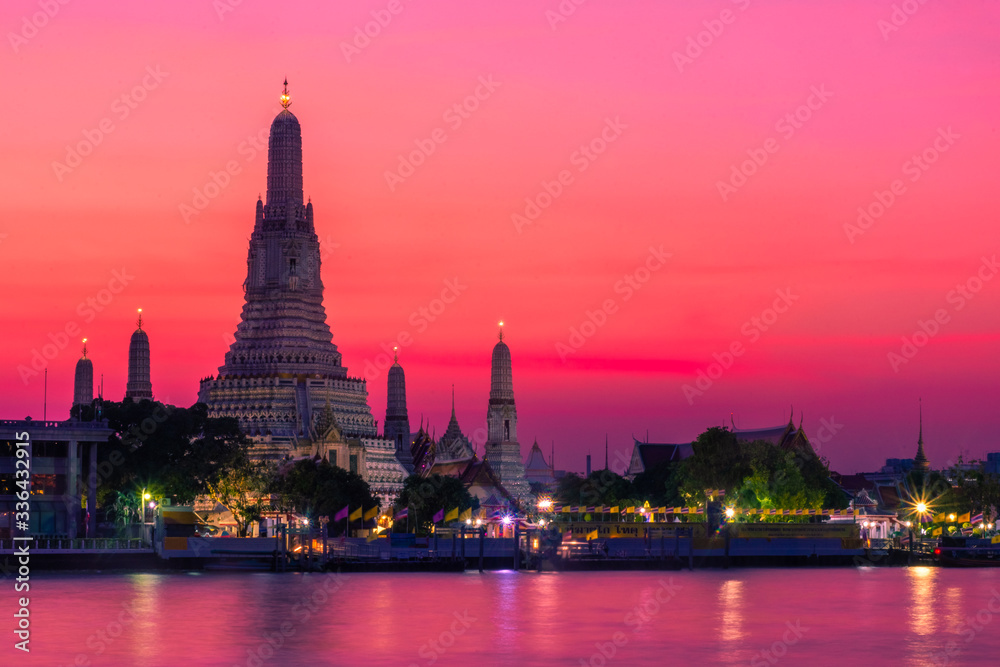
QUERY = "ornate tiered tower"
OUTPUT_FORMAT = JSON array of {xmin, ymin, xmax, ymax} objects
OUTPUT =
[
  {"xmin": 384, "ymin": 347, "xmax": 414, "ymax": 473},
  {"xmin": 198, "ymin": 82, "xmax": 377, "ymax": 458},
  {"xmin": 73, "ymin": 338, "xmax": 94, "ymax": 410},
  {"xmin": 438, "ymin": 385, "xmax": 475, "ymax": 460},
  {"xmin": 125, "ymin": 310, "xmax": 152, "ymax": 400},
  {"xmin": 484, "ymin": 323, "xmax": 532, "ymax": 504},
  {"xmin": 913, "ymin": 400, "xmax": 930, "ymax": 473}
]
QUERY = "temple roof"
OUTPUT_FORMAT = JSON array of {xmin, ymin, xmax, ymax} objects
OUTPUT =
[
  {"xmin": 524, "ymin": 440, "xmax": 550, "ymax": 471},
  {"xmin": 633, "ymin": 440, "xmax": 693, "ymax": 469}
]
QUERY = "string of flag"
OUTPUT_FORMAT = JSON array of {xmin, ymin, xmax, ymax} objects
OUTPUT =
[{"xmin": 539, "ymin": 505, "xmax": 860, "ymax": 516}]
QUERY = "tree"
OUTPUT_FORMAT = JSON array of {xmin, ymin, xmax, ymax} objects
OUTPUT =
[
  {"xmin": 397, "ymin": 474, "xmax": 478, "ymax": 534},
  {"xmin": 553, "ymin": 470, "xmax": 635, "ymax": 506},
  {"xmin": 632, "ymin": 460, "xmax": 682, "ymax": 507},
  {"xmin": 273, "ymin": 458, "xmax": 377, "ymax": 525},
  {"xmin": 206, "ymin": 453, "xmax": 273, "ymax": 537},
  {"xmin": 676, "ymin": 427, "xmax": 745, "ymax": 502},
  {"xmin": 951, "ymin": 460, "xmax": 1000, "ymax": 523},
  {"xmin": 731, "ymin": 442, "xmax": 824, "ymax": 519},
  {"xmin": 95, "ymin": 400, "xmax": 246, "ymax": 508}
]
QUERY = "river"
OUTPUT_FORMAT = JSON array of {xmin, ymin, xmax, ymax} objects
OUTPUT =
[{"xmin": 8, "ymin": 567, "xmax": 1000, "ymax": 666}]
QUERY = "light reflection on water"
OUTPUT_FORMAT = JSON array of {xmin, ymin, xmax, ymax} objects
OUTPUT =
[{"xmin": 14, "ymin": 568, "xmax": 1000, "ymax": 666}]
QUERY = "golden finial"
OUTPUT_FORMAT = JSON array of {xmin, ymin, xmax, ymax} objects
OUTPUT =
[
  {"xmin": 498, "ymin": 320, "xmax": 504, "ymax": 341},
  {"xmin": 82, "ymin": 338, "xmax": 88, "ymax": 359},
  {"xmin": 136, "ymin": 308, "xmax": 143, "ymax": 330},
  {"xmin": 393, "ymin": 345, "xmax": 398, "ymax": 363},
  {"xmin": 280, "ymin": 78, "xmax": 291, "ymax": 110}
]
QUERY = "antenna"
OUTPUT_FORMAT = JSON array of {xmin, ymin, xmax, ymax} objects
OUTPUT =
[{"xmin": 43, "ymin": 368, "xmax": 47, "ymax": 422}]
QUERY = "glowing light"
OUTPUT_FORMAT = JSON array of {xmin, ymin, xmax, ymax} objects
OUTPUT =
[
  {"xmin": 142, "ymin": 492, "xmax": 151, "ymax": 500},
  {"xmin": 948, "ymin": 514, "xmax": 956, "ymax": 522},
  {"xmin": 501, "ymin": 515, "xmax": 512, "ymax": 525},
  {"xmin": 303, "ymin": 518, "xmax": 309, "ymax": 526},
  {"xmin": 537, "ymin": 499, "xmax": 552, "ymax": 510},
  {"xmin": 904, "ymin": 521, "xmax": 912, "ymax": 528},
  {"xmin": 538, "ymin": 519, "xmax": 546, "ymax": 527},
  {"xmin": 725, "ymin": 507, "xmax": 735, "ymax": 519},
  {"xmin": 148, "ymin": 501, "xmax": 156, "ymax": 509},
  {"xmin": 475, "ymin": 519, "xmax": 482, "ymax": 526},
  {"xmin": 916, "ymin": 503, "xmax": 927, "ymax": 514},
  {"xmin": 465, "ymin": 519, "xmax": 471, "ymax": 525}
]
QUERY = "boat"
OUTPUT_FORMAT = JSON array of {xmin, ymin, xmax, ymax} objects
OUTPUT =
[{"xmin": 934, "ymin": 536, "xmax": 1000, "ymax": 567}]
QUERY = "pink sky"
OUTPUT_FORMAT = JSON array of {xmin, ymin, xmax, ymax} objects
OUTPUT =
[{"xmin": 3, "ymin": 0, "xmax": 1000, "ymax": 474}]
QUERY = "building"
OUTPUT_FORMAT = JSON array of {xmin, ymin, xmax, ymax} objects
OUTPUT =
[
  {"xmin": 625, "ymin": 439, "xmax": 693, "ymax": 478},
  {"xmin": 125, "ymin": 309, "xmax": 152, "ymax": 401},
  {"xmin": 524, "ymin": 439, "xmax": 554, "ymax": 485},
  {"xmin": 482, "ymin": 324, "xmax": 532, "ymax": 505},
  {"xmin": 437, "ymin": 387, "xmax": 475, "ymax": 461},
  {"xmin": 731, "ymin": 415, "xmax": 817, "ymax": 457},
  {"xmin": 383, "ymin": 349, "xmax": 414, "ymax": 474},
  {"xmin": 73, "ymin": 339, "xmax": 94, "ymax": 410},
  {"xmin": 197, "ymin": 83, "xmax": 382, "ymax": 459},
  {"xmin": 0, "ymin": 419, "xmax": 111, "ymax": 538}
]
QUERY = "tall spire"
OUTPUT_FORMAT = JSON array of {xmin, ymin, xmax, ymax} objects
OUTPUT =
[
  {"xmin": 125, "ymin": 309, "xmax": 152, "ymax": 401},
  {"xmin": 914, "ymin": 398, "xmax": 930, "ymax": 473},
  {"xmin": 265, "ymin": 82, "xmax": 303, "ymax": 209},
  {"xmin": 451, "ymin": 384, "xmax": 456, "ymax": 421},
  {"xmin": 498, "ymin": 320, "xmax": 504, "ymax": 341},
  {"xmin": 73, "ymin": 337, "xmax": 94, "ymax": 412},
  {"xmin": 385, "ymin": 347, "xmax": 412, "ymax": 471},
  {"xmin": 280, "ymin": 78, "xmax": 291, "ymax": 109}
]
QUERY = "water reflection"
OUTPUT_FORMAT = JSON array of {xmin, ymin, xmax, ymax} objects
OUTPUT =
[
  {"xmin": 717, "ymin": 578, "xmax": 745, "ymax": 663},
  {"xmin": 908, "ymin": 566, "xmax": 938, "ymax": 636}
]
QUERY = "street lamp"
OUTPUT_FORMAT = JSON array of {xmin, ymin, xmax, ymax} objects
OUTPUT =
[{"xmin": 140, "ymin": 488, "xmax": 152, "ymax": 543}]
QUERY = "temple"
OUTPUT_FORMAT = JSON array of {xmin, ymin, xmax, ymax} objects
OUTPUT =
[
  {"xmin": 197, "ymin": 84, "xmax": 407, "ymax": 503},
  {"xmin": 125, "ymin": 310, "xmax": 152, "ymax": 400},
  {"xmin": 73, "ymin": 338, "xmax": 94, "ymax": 410},
  {"xmin": 483, "ymin": 323, "xmax": 532, "ymax": 504},
  {"xmin": 524, "ymin": 439, "xmax": 554, "ymax": 485},
  {"xmin": 437, "ymin": 386, "xmax": 475, "ymax": 461},
  {"xmin": 384, "ymin": 348, "xmax": 414, "ymax": 473}
]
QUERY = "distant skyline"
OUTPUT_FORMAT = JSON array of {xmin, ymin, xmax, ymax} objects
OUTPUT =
[{"xmin": 3, "ymin": 0, "xmax": 1000, "ymax": 474}]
